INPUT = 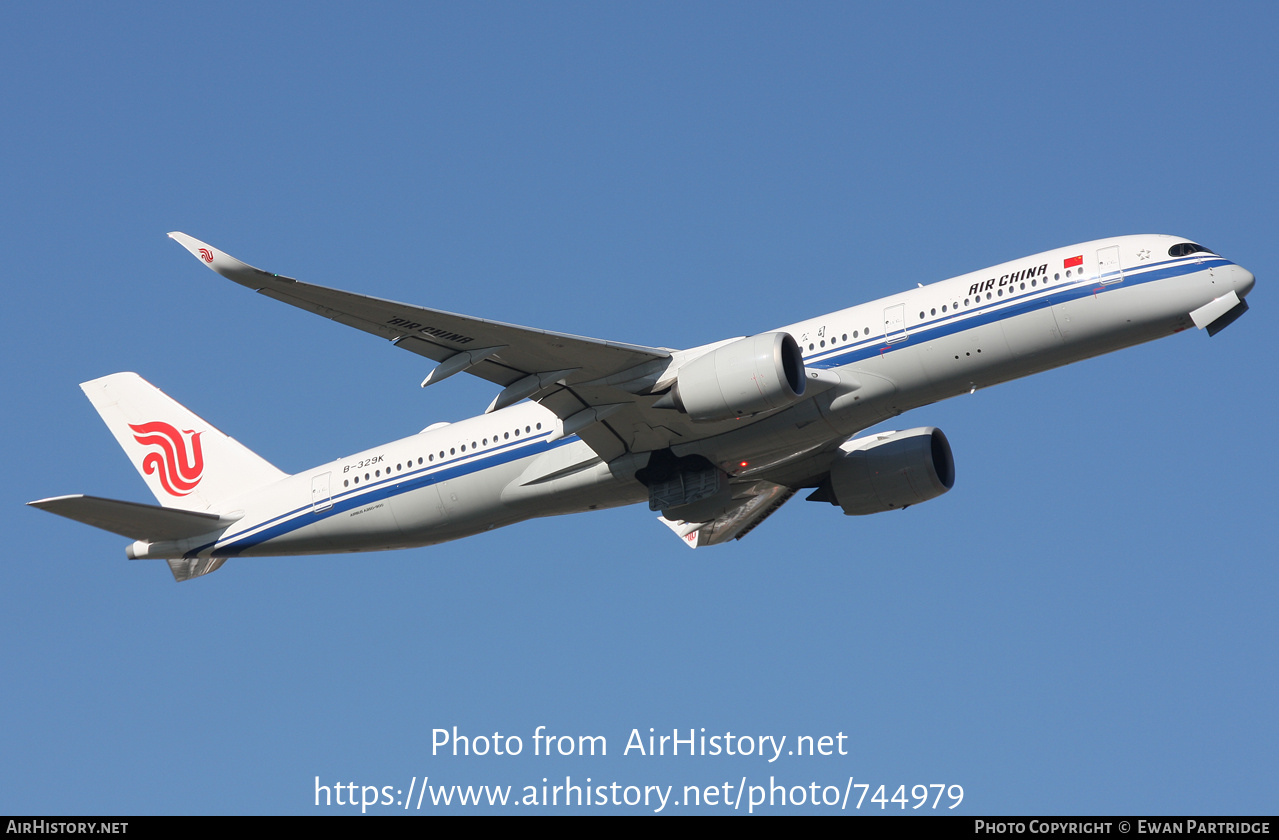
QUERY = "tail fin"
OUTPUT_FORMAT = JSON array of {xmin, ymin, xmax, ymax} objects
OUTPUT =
[{"xmin": 81, "ymin": 372, "xmax": 287, "ymax": 511}]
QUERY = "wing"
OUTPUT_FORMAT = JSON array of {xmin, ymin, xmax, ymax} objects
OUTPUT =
[
  {"xmin": 169, "ymin": 233, "xmax": 722, "ymax": 461},
  {"xmin": 657, "ymin": 480, "xmax": 797, "ymax": 548}
]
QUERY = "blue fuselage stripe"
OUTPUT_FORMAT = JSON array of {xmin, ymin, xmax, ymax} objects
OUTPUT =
[{"xmin": 192, "ymin": 432, "xmax": 574, "ymax": 557}]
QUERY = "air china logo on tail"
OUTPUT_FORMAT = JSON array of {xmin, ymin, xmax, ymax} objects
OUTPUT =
[
  {"xmin": 129, "ymin": 422, "xmax": 205, "ymax": 496},
  {"xmin": 198, "ymin": 248, "xmax": 214, "ymax": 263}
]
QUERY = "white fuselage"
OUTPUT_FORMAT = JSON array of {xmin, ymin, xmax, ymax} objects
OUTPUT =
[{"xmin": 160, "ymin": 234, "xmax": 1254, "ymax": 560}]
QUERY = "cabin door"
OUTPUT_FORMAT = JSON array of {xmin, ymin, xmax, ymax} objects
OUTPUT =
[
  {"xmin": 1097, "ymin": 246, "xmax": 1123, "ymax": 285},
  {"xmin": 883, "ymin": 303, "xmax": 907, "ymax": 343},
  {"xmin": 310, "ymin": 472, "xmax": 333, "ymax": 513}
]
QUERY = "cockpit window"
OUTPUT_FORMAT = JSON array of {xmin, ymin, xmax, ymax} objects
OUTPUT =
[{"xmin": 1168, "ymin": 242, "xmax": 1215, "ymax": 257}]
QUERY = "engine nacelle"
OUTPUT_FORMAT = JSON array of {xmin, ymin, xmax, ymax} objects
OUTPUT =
[
  {"xmin": 665, "ymin": 332, "xmax": 806, "ymax": 422},
  {"xmin": 815, "ymin": 427, "xmax": 955, "ymax": 516}
]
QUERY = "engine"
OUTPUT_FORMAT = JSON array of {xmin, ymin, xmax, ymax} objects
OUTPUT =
[
  {"xmin": 809, "ymin": 427, "xmax": 955, "ymax": 516},
  {"xmin": 661, "ymin": 332, "xmax": 806, "ymax": 422}
]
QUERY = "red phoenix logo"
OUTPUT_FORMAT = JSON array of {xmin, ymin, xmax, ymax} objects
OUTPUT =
[
  {"xmin": 198, "ymin": 248, "xmax": 214, "ymax": 263},
  {"xmin": 129, "ymin": 421, "xmax": 205, "ymax": 496}
]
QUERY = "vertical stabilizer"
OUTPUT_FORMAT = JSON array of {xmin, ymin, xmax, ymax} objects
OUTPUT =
[{"xmin": 80, "ymin": 372, "xmax": 288, "ymax": 512}]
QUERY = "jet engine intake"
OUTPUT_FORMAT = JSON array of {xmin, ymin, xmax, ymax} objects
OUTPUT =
[
  {"xmin": 664, "ymin": 332, "xmax": 806, "ymax": 422},
  {"xmin": 809, "ymin": 427, "xmax": 955, "ymax": 516}
]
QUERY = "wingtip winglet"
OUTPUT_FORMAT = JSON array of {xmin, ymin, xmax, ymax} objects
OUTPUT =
[
  {"xmin": 166, "ymin": 231, "xmax": 201, "ymax": 255},
  {"xmin": 167, "ymin": 232, "xmax": 277, "ymax": 285}
]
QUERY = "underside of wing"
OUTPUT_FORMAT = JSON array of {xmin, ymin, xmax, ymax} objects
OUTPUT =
[
  {"xmin": 658, "ymin": 481, "xmax": 797, "ymax": 548},
  {"xmin": 169, "ymin": 233, "xmax": 756, "ymax": 461}
]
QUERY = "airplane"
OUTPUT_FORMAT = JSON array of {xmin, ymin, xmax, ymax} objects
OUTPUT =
[{"xmin": 29, "ymin": 233, "xmax": 1255, "ymax": 581}]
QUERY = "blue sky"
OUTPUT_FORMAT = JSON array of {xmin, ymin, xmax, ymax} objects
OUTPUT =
[{"xmin": 2, "ymin": 2, "xmax": 1275, "ymax": 815}]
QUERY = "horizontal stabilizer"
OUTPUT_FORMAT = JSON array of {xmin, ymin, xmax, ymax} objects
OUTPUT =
[{"xmin": 28, "ymin": 495, "xmax": 241, "ymax": 542}]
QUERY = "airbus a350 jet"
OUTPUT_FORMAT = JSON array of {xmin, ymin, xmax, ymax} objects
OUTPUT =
[{"xmin": 30, "ymin": 233, "xmax": 1254, "ymax": 581}]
